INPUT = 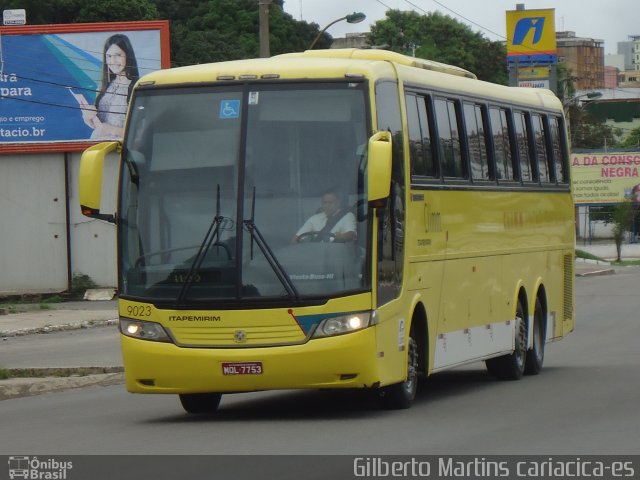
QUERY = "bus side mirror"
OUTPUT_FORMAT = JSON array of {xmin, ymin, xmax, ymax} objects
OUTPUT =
[
  {"xmin": 367, "ymin": 131, "xmax": 392, "ymax": 203},
  {"xmin": 79, "ymin": 141, "xmax": 120, "ymax": 223}
]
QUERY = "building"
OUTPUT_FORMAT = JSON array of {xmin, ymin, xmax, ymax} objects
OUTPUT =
[
  {"xmin": 556, "ymin": 31, "xmax": 605, "ymax": 90},
  {"xmin": 330, "ymin": 33, "xmax": 368, "ymax": 49},
  {"xmin": 617, "ymin": 35, "xmax": 640, "ymax": 71}
]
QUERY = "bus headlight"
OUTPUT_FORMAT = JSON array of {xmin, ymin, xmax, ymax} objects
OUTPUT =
[
  {"xmin": 120, "ymin": 318, "xmax": 172, "ymax": 343},
  {"xmin": 312, "ymin": 311, "xmax": 376, "ymax": 338}
]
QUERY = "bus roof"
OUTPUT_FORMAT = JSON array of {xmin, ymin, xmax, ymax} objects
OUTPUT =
[{"xmin": 137, "ymin": 48, "xmax": 562, "ymax": 112}]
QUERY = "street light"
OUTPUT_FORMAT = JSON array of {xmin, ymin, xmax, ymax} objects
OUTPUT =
[
  {"xmin": 308, "ymin": 12, "xmax": 366, "ymax": 50},
  {"xmin": 562, "ymin": 91, "xmax": 602, "ymax": 109}
]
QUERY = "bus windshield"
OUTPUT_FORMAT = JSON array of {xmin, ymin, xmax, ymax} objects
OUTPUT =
[{"xmin": 119, "ymin": 82, "xmax": 370, "ymax": 304}]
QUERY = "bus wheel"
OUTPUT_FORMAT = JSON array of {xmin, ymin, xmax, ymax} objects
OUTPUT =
[
  {"xmin": 525, "ymin": 297, "xmax": 545, "ymax": 375},
  {"xmin": 179, "ymin": 393, "xmax": 222, "ymax": 414},
  {"xmin": 486, "ymin": 298, "xmax": 527, "ymax": 380},
  {"xmin": 380, "ymin": 331, "xmax": 418, "ymax": 409}
]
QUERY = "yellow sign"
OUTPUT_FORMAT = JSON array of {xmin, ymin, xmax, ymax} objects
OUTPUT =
[
  {"xmin": 506, "ymin": 9, "xmax": 557, "ymax": 57},
  {"xmin": 518, "ymin": 66, "xmax": 549, "ymax": 80},
  {"xmin": 571, "ymin": 152, "xmax": 640, "ymax": 204}
]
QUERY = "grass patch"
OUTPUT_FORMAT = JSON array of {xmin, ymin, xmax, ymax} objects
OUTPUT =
[
  {"xmin": 41, "ymin": 295, "xmax": 64, "ymax": 304},
  {"xmin": 612, "ymin": 259, "xmax": 640, "ymax": 266},
  {"xmin": 0, "ymin": 304, "xmax": 18, "ymax": 314},
  {"xmin": 575, "ymin": 249, "xmax": 607, "ymax": 262}
]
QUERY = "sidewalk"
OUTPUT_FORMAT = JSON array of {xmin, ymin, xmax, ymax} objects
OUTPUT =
[
  {"xmin": 1, "ymin": 243, "xmax": 638, "ymax": 400},
  {"xmin": 0, "ymin": 300, "xmax": 118, "ymax": 337},
  {"xmin": 575, "ymin": 241, "xmax": 640, "ymax": 277},
  {"xmin": 0, "ymin": 300, "xmax": 121, "ymax": 400}
]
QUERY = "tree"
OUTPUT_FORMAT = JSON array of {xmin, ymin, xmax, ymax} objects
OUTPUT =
[
  {"xmin": 619, "ymin": 126, "xmax": 640, "ymax": 149},
  {"xmin": 611, "ymin": 201, "xmax": 635, "ymax": 262},
  {"xmin": 0, "ymin": 0, "xmax": 324, "ymax": 66},
  {"xmin": 154, "ymin": 0, "xmax": 325, "ymax": 65},
  {"xmin": 368, "ymin": 10, "xmax": 508, "ymax": 84},
  {"xmin": 568, "ymin": 105, "xmax": 618, "ymax": 149},
  {"xmin": 0, "ymin": 0, "xmax": 158, "ymax": 23}
]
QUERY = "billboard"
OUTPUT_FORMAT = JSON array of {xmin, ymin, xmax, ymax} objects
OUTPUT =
[
  {"xmin": 0, "ymin": 21, "xmax": 169, "ymax": 153},
  {"xmin": 516, "ymin": 66, "xmax": 551, "ymax": 89},
  {"xmin": 571, "ymin": 152, "xmax": 640, "ymax": 204},
  {"xmin": 506, "ymin": 8, "xmax": 557, "ymax": 64}
]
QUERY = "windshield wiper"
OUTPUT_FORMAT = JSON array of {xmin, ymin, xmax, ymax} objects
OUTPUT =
[
  {"xmin": 243, "ymin": 187, "xmax": 299, "ymax": 300},
  {"xmin": 176, "ymin": 185, "xmax": 225, "ymax": 306}
]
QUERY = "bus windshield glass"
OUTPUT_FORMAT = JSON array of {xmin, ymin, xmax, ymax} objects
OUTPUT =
[{"xmin": 119, "ymin": 82, "xmax": 370, "ymax": 304}]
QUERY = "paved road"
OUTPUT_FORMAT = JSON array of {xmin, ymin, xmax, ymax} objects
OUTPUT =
[
  {"xmin": 0, "ymin": 269, "xmax": 639, "ymax": 455},
  {"xmin": 0, "ymin": 325, "xmax": 121, "ymax": 369}
]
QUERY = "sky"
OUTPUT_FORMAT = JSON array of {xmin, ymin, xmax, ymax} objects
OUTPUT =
[{"xmin": 283, "ymin": 0, "xmax": 637, "ymax": 55}]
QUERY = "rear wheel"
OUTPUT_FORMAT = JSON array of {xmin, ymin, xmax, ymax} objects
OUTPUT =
[
  {"xmin": 380, "ymin": 329, "xmax": 419, "ymax": 409},
  {"xmin": 525, "ymin": 297, "xmax": 545, "ymax": 375},
  {"xmin": 486, "ymin": 298, "xmax": 527, "ymax": 380},
  {"xmin": 179, "ymin": 393, "xmax": 222, "ymax": 414}
]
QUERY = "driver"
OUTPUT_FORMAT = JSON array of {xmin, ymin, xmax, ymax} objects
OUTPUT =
[{"xmin": 291, "ymin": 189, "xmax": 356, "ymax": 243}]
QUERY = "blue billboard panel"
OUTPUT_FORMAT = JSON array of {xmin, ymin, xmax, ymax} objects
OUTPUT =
[{"xmin": 0, "ymin": 23, "xmax": 167, "ymax": 148}]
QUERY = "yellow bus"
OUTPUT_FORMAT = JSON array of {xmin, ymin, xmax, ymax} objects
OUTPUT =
[{"xmin": 79, "ymin": 49, "xmax": 575, "ymax": 413}]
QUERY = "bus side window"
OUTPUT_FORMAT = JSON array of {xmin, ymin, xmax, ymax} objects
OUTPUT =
[
  {"xmin": 489, "ymin": 106, "xmax": 514, "ymax": 182},
  {"xmin": 405, "ymin": 93, "xmax": 436, "ymax": 178},
  {"xmin": 434, "ymin": 97, "xmax": 465, "ymax": 179},
  {"xmin": 513, "ymin": 110, "xmax": 534, "ymax": 183},
  {"xmin": 531, "ymin": 113, "xmax": 551, "ymax": 183},
  {"xmin": 549, "ymin": 115, "xmax": 569, "ymax": 184},
  {"xmin": 463, "ymin": 102, "xmax": 491, "ymax": 181}
]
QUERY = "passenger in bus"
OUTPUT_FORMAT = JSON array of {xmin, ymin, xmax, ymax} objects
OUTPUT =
[{"xmin": 291, "ymin": 189, "xmax": 356, "ymax": 244}]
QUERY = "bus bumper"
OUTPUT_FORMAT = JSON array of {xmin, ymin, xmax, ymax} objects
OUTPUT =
[{"xmin": 121, "ymin": 327, "xmax": 382, "ymax": 394}]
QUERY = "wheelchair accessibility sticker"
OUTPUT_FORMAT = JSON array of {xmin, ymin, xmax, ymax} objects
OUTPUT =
[{"xmin": 219, "ymin": 100, "xmax": 240, "ymax": 119}]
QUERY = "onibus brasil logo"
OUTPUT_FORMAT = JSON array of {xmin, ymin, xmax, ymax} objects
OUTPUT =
[{"xmin": 8, "ymin": 456, "xmax": 73, "ymax": 479}]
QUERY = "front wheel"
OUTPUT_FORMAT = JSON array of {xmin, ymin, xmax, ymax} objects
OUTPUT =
[
  {"xmin": 380, "ymin": 332, "xmax": 419, "ymax": 409},
  {"xmin": 179, "ymin": 393, "xmax": 222, "ymax": 414}
]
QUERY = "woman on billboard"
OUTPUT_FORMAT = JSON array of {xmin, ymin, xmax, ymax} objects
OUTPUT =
[{"xmin": 77, "ymin": 34, "xmax": 139, "ymax": 140}]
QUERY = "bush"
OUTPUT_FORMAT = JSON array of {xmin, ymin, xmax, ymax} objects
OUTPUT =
[{"xmin": 70, "ymin": 273, "xmax": 97, "ymax": 298}]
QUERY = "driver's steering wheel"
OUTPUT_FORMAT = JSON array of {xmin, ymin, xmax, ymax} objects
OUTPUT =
[{"xmin": 297, "ymin": 231, "xmax": 336, "ymax": 243}]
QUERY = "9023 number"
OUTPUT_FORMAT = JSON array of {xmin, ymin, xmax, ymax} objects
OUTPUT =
[{"xmin": 126, "ymin": 305, "xmax": 152, "ymax": 317}]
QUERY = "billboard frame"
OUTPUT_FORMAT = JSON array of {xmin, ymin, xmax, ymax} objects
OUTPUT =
[{"xmin": 0, "ymin": 20, "xmax": 170, "ymax": 154}]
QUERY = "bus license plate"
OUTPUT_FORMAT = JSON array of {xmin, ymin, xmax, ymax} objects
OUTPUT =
[{"xmin": 222, "ymin": 362, "xmax": 263, "ymax": 375}]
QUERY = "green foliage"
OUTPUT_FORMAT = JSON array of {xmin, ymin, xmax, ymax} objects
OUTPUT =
[
  {"xmin": 0, "ymin": 0, "xmax": 158, "ymax": 23},
  {"xmin": 0, "ymin": 368, "xmax": 9, "ymax": 380},
  {"xmin": 619, "ymin": 126, "xmax": 640, "ymax": 149},
  {"xmin": 569, "ymin": 107, "xmax": 618, "ymax": 149},
  {"xmin": 0, "ymin": 0, "xmax": 323, "ymax": 66},
  {"xmin": 575, "ymin": 249, "xmax": 606, "ymax": 262},
  {"xmin": 611, "ymin": 201, "xmax": 635, "ymax": 262},
  {"xmin": 368, "ymin": 10, "xmax": 508, "ymax": 84},
  {"xmin": 556, "ymin": 63, "xmax": 576, "ymax": 105},
  {"xmin": 71, "ymin": 272, "xmax": 97, "ymax": 297}
]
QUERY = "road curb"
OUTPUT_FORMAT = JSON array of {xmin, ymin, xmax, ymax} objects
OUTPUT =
[
  {"xmin": 575, "ymin": 268, "xmax": 616, "ymax": 277},
  {"xmin": 0, "ymin": 368, "xmax": 124, "ymax": 401},
  {"xmin": 0, "ymin": 318, "xmax": 118, "ymax": 338}
]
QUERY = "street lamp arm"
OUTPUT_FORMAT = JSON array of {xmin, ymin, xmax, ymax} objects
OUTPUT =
[
  {"xmin": 562, "ymin": 91, "xmax": 602, "ymax": 108},
  {"xmin": 308, "ymin": 16, "xmax": 347, "ymax": 50},
  {"xmin": 307, "ymin": 12, "xmax": 366, "ymax": 50}
]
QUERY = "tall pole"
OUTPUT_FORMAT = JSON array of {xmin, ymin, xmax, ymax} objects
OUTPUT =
[{"xmin": 259, "ymin": 0, "xmax": 272, "ymax": 58}]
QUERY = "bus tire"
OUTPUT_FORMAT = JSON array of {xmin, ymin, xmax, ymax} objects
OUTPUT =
[
  {"xmin": 524, "ymin": 297, "xmax": 545, "ymax": 375},
  {"xmin": 179, "ymin": 393, "xmax": 222, "ymax": 414},
  {"xmin": 486, "ymin": 297, "xmax": 527, "ymax": 380},
  {"xmin": 380, "ymin": 330, "xmax": 419, "ymax": 409}
]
